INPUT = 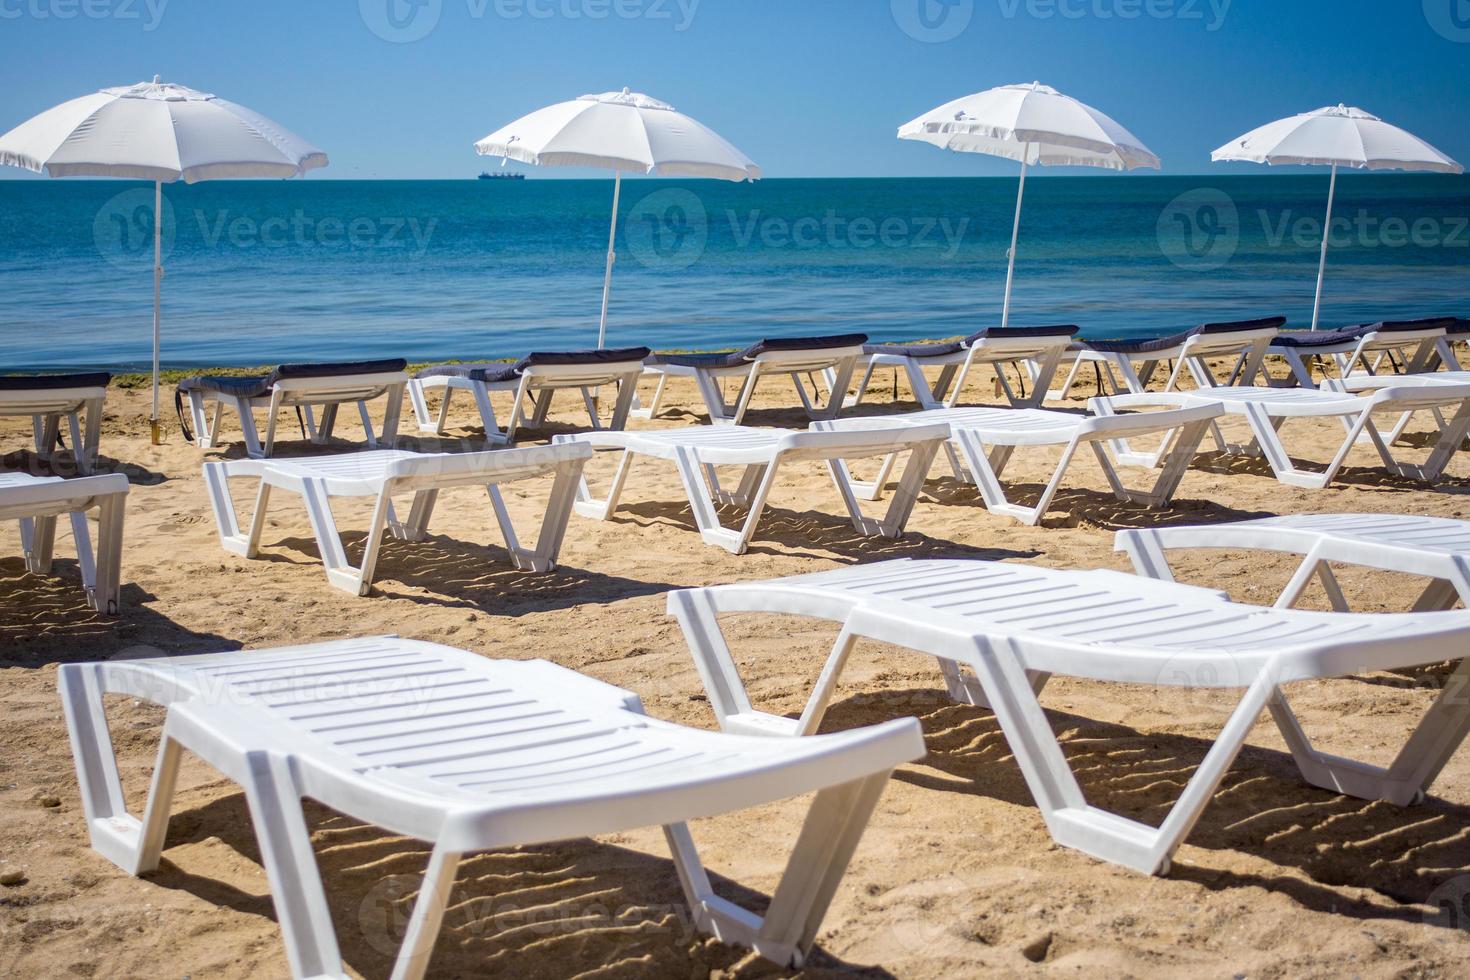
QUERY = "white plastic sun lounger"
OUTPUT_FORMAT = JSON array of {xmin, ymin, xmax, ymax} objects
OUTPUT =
[
  {"xmin": 60, "ymin": 637, "xmax": 924, "ymax": 978},
  {"xmin": 1093, "ymin": 384, "xmax": 1470, "ymax": 488},
  {"xmin": 407, "ymin": 347, "xmax": 650, "ymax": 445},
  {"xmin": 177, "ymin": 359, "xmax": 409, "ymax": 459},
  {"xmin": 202, "ymin": 446, "xmax": 592, "ymax": 596},
  {"xmin": 0, "ymin": 372, "xmax": 110, "ymax": 474},
  {"xmin": 815, "ymin": 403, "xmax": 1221, "ymax": 526},
  {"xmin": 1049, "ymin": 317, "xmax": 1284, "ymax": 402},
  {"xmin": 668, "ymin": 559, "xmax": 1470, "ymax": 875},
  {"xmin": 1, "ymin": 471, "xmax": 127, "ymax": 613},
  {"xmin": 1118, "ymin": 514, "xmax": 1470, "ymax": 612},
  {"xmin": 553, "ymin": 424, "xmax": 949, "ymax": 554},
  {"xmin": 853, "ymin": 325, "xmax": 1079, "ymax": 410},
  {"xmin": 637, "ymin": 335, "xmax": 868, "ymax": 425},
  {"xmin": 1262, "ymin": 317, "xmax": 1456, "ymax": 388}
]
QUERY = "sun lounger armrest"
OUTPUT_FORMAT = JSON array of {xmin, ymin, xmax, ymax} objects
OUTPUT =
[
  {"xmin": 384, "ymin": 443, "xmax": 592, "ymax": 481},
  {"xmin": 1088, "ymin": 392, "xmax": 1199, "ymax": 416},
  {"xmin": 1079, "ymin": 402, "xmax": 1223, "ymax": 437},
  {"xmin": 781, "ymin": 423, "xmax": 952, "ymax": 455},
  {"xmin": 268, "ymin": 371, "xmax": 409, "ymax": 394}
]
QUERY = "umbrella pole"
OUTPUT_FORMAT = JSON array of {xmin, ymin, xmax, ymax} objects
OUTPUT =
[
  {"xmin": 1000, "ymin": 145, "xmax": 1030, "ymax": 330},
  {"xmin": 1310, "ymin": 164, "xmax": 1338, "ymax": 332},
  {"xmin": 151, "ymin": 179, "xmax": 163, "ymax": 444},
  {"xmin": 597, "ymin": 171, "xmax": 621, "ymax": 349}
]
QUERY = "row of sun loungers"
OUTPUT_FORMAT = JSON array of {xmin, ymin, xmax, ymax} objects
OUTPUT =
[
  {"xmin": 54, "ymin": 514, "xmax": 1470, "ymax": 975},
  {"xmin": 6, "ymin": 317, "xmax": 1466, "ymax": 467}
]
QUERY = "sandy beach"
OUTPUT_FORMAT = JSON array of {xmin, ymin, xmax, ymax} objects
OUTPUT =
[{"xmin": 3, "ymin": 367, "xmax": 1470, "ymax": 978}]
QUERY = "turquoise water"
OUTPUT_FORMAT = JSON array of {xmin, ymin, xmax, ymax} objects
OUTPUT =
[{"xmin": 0, "ymin": 175, "xmax": 1465, "ymax": 371}]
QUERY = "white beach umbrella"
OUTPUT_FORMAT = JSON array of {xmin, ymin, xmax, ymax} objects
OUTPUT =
[
  {"xmin": 1213, "ymin": 105, "xmax": 1462, "ymax": 330},
  {"xmin": 0, "ymin": 76, "xmax": 328, "ymax": 440},
  {"xmin": 900, "ymin": 81, "xmax": 1161, "ymax": 328},
  {"xmin": 476, "ymin": 88, "xmax": 760, "ymax": 348}
]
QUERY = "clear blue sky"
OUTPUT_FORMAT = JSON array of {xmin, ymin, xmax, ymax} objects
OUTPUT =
[{"xmin": 1, "ymin": 0, "xmax": 1465, "ymax": 179}]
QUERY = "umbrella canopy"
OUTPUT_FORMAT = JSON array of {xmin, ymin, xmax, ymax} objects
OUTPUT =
[
  {"xmin": 0, "ymin": 77, "xmax": 328, "ymax": 438},
  {"xmin": 900, "ymin": 82, "xmax": 1160, "ymax": 329},
  {"xmin": 476, "ymin": 88, "xmax": 759, "ymax": 347},
  {"xmin": 1213, "ymin": 105, "xmax": 1462, "ymax": 329}
]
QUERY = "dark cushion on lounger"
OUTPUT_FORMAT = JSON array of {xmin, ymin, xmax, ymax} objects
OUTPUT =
[
  {"xmin": 1270, "ymin": 329, "xmax": 1365, "ymax": 349},
  {"xmin": 0, "ymin": 372, "xmax": 112, "ymax": 391},
  {"xmin": 745, "ymin": 334, "xmax": 868, "ymax": 356},
  {"xmin": 1081, "ymin": 329, "xmax": 1200, "ymax": 356},
  {"xmin": 649, "ymin": 334, "xmax": 869, "ymax": 369},
  {"xmin": 964, "ymin": 325, "xmax": 1081, "ymax": 344},
  {"xmin": 176, "ymin": 374, "xmax": 273, "ymax": 397},
  {"xmin": 520, "ymin": 346, "xmax": 651, "ymax": 367},
  {"xmin": 418, "ymin": 348, "xmax": 652, "ymax": 384},
  {"xmin": 863, "ymin": 340, "xmax": 965, "ymax": 358},
  {"xmin": 1447, "ymin": 318, "xmax": 1470, "ymax": 336},
  {"xmin": 179, "ymin": 359, "xmax": 409, "ymax": 398},
  {"xmin": 1348, "ymin": 317, "xmax": 1457, "ymax": 335},
  {"xmin": 1198, "ymin": 316, "xmax": 1287, "ymax": 334},
  {"xmin": 268, "ymin": 359, "xmax": 408, "ymax": 382},
  {"xmin": 1083, "ymin": 316, "xmax": 1286, "ymax": 355}
]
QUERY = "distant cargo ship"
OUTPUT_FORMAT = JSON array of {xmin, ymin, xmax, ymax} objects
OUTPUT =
[{"xmin": 478, "ymin": 172, "xmax": 526, "ymax": 180}]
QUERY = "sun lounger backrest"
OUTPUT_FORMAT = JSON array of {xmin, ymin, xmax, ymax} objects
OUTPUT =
[{"xmin": 381, "ymin": 443, "xmax": 592, "ymax": 485}]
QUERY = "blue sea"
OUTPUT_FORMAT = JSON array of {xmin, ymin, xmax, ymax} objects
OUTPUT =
[{"xmin": 0, "ymin": 174, "xmax": 1466, "ymax": 371}]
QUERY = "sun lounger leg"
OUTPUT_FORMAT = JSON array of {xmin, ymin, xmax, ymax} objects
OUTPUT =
[
  {"xmin": 236, "ymin": 750, "xmax": 345, "ymax": 979},
  {"xmin": 666, "ymin": 590, "xmax": 760, "ymax": 729},
  {"xmin": 297, "ymin": 479, "xmax": 368, "ymax": 595},
  {"xmin": 810, "ymin": 359, "xmax": 856, "ymax": 420},
  {"xmin": 1412, "ymin": 578, "xmax": 1463, "ymax": 612},
  {"xmin": 1271, "ymin": 659, "xmax": 1470, "ymax": 806},
  {"xmin": 356, "ymin": 401, "xmax": 377, "ymax": 448},
  {"xmin": 406, "ymin": 379, "xmax": 437, "ymax": 433},
  {"xmin": 389, "ymin": 844, "xmax": 462, "ymax": 980},
  {"xmin": 531, "ymin": 388, "xmax": 555, "ymax": 427},
  {"xmin": 572, "ymin": 449, "xmax": 636, "ymax": 521},
  {"xmin": 728, "ymin": 365, "xmax": 762, "ymax": 426},
  {"xmin": 58, "ymin": 666, "xmax": 166, "ymax": 875},
  {"xmin": 93, "ymin": 492, "xmax": 125, "ymax": 615},
  {"xmin": 202, "ymin": 463, "xmax": 257, "ymax": 557},
  {"xmin": 949, "ymin": 429, "xmax": 1052, "ymax": 525},
  {"xmin": 660, "ymin": 766, "xmax": 890, "ymax": 968},
  {"xmin": 607, "ymin": 375, "xmax": 639, "ymax": 431},
  {"xmin": 862, "ymin": 439, "xmax": 940, "ymax": 538},
  {"xmin": 634, "ymin": 372, "xmax": 669, "ymax": 421}
]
